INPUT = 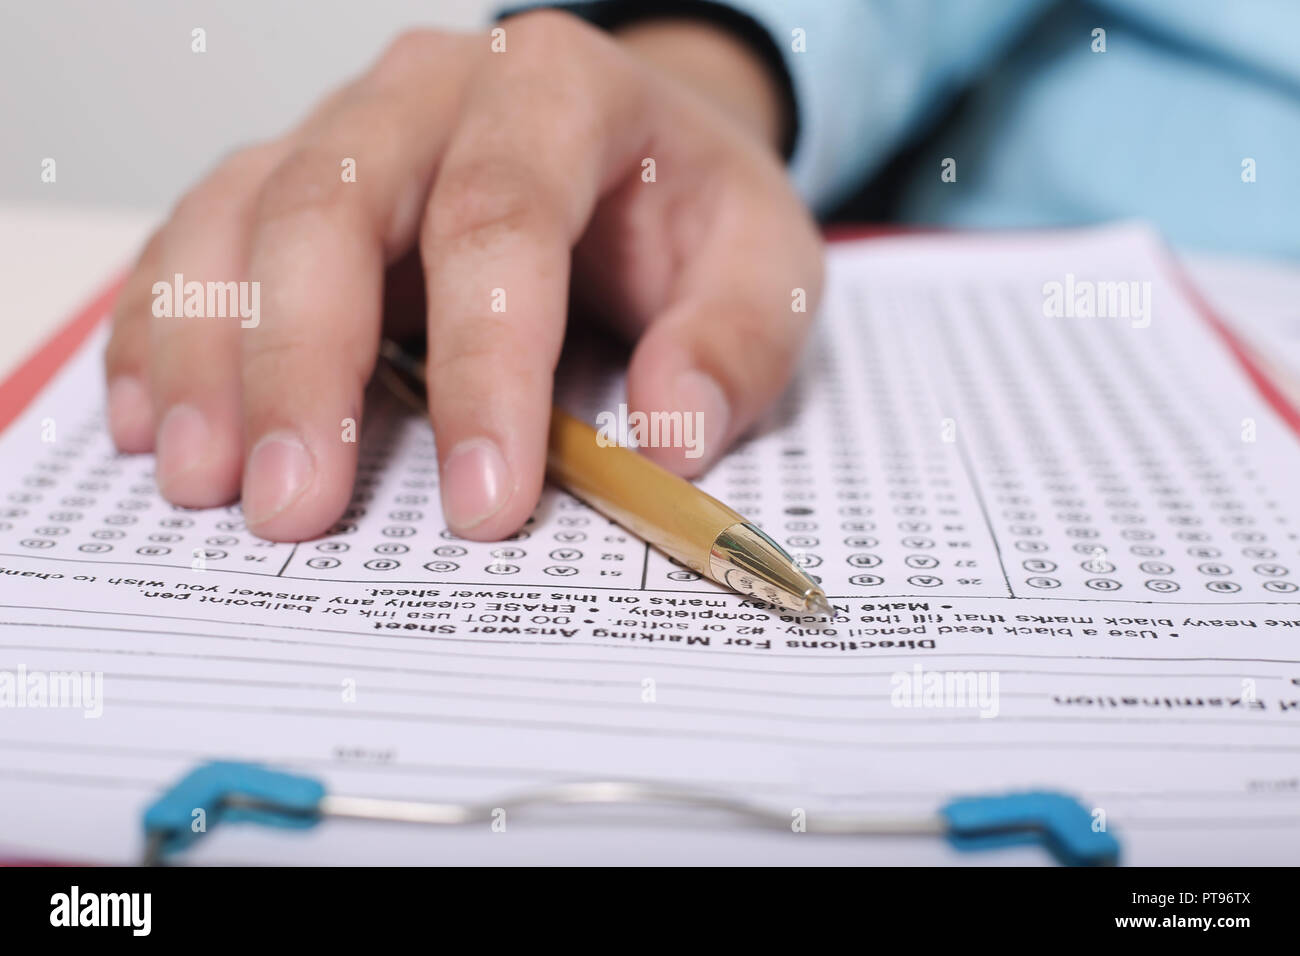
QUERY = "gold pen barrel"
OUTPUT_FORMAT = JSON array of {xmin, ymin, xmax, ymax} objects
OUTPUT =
[
  {"xmin": 546, "ymin": 410, "xmax": 830, "ymax": 615},
  {"xmin": 546, "ymin": 409, "xmax": 742, "ymax": 574}
]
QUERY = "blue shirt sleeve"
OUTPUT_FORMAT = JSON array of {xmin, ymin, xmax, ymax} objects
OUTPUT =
[{"xmin": 732, "ymin": 0, "xmax": 1055, "ymax": 213}]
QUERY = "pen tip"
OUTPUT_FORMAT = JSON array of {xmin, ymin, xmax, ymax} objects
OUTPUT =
[{"xmin": 806, "ymin": 592, "xmax": 834, "ymax": 618}]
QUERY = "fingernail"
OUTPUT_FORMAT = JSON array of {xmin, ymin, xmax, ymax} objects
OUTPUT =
[
  {"xmin": 673, "ymin": 369, "xmax": 730, "ymax": 463},
  {"xmin": 106, "ymin": 377, "xmax": 152, "ymax": 450},
  {"xmin": 442, "ymin": 438, "xmax": 511, "ymax": 531},
  {"xmin": 156, "ymin": 403, "xmax": 212, "ymax": 497},
  {"xmin": 243, "ymin": 430, "xmax": 315, "ymax": 527}
]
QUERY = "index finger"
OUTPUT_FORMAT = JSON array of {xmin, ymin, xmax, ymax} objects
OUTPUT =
[{"xmin": 419, "ymin": 13, "xmax": 650, "ymax": 540}]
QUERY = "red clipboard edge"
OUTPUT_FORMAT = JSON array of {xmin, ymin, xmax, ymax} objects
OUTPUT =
[
  {"xmin": 1157, "ymin": 244, "xmax": 1300, "ymax": 439},
  {"xmin": 0, "ymin": 275, "xmax": 126, "ymax": 433}
]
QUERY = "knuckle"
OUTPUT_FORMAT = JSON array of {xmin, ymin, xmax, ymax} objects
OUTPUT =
[
  {"xmin": 169, "ymin": 180, "xmax": 227, "ymax": 229},
  {"xmin": 379, "ymin": 27, "xmax": 447, "ymax": 69},
  {"xmin": 424, "ymin": 166, "xmax": 549, "ymax": 248},
  {"xmin": 428, "ymin": 351, "xmax": 542, "ymax": 404},
  {"xmin": 502, "ymin": 8, "xmax": 589, "ymax": 50},
  {"xmin": 240, "ymin": 338, "xmax": 298, "ymax": 382},
  {"xmin": 372, "ymin": 28, "xmax": 459, "ymax": 80},
  {"xmin": 498, "ymin": 11, "xmax": 617, "ymax": 93},
  {"xmin": 253, "ymin": 147, "xmax": 357, "ymax": 231},
  {"xmin": 428, "ymin": 323, "xmax": 507, "ymax": 376},
  {"xmin": 241, "ymin": 338, "xmax": 320, "ymax": 396},
  {"xmin": 211, "ymin": 142, "xmax": 281, "ymax": 186},
  {"xmin": 166, "ymin": 144, "xmax": 281, "ymax": 233},
  {"xmin": 426, "ymin": 316, "xmax": 542, "ymax": 385},
  {"xmin": 327, "ymin": 95, "xmax": 407, "ymax": 154},
  {"xmin": 242, "ymin": 334, "xmax": 373, "ymax": 397}
]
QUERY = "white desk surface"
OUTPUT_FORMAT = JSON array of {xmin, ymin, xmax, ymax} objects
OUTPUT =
[{"xmin": 0, "ymin": 203, "xmax": 158, "ymax": 382}]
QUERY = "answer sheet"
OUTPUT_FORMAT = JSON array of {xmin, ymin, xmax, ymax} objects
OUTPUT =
[{"xmin": 1, "ymin": 223, "xmax": 1297, "ymax": 865}]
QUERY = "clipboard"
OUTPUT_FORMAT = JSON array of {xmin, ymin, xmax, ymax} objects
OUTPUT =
[{"xmin": 3, "ymin": 224, "xmax": 1298, "ymax": 867}]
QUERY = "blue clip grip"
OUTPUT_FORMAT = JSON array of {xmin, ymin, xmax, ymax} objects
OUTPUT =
[
  {"xmin": 941, "ymin": 790, "xmax": 1120, "ymax": 866},
  {"xmin": 143, "ymin": 760, "xmax": 326, "ymax": 858}
]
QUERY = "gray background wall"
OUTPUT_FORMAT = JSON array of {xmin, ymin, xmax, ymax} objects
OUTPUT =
[{"xmin": 2, "ymin": 0, "xmax": 498, "ymax": 211}]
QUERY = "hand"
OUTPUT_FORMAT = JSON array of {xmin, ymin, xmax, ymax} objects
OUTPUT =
[{"xmin": 104, "ymin": 10, "xmax": 824, "ymax": 542}]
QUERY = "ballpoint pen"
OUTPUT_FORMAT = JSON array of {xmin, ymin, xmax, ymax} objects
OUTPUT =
[{"xmin": 377, "ymin": 339, "xmax": 833, "ymax": 617}]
